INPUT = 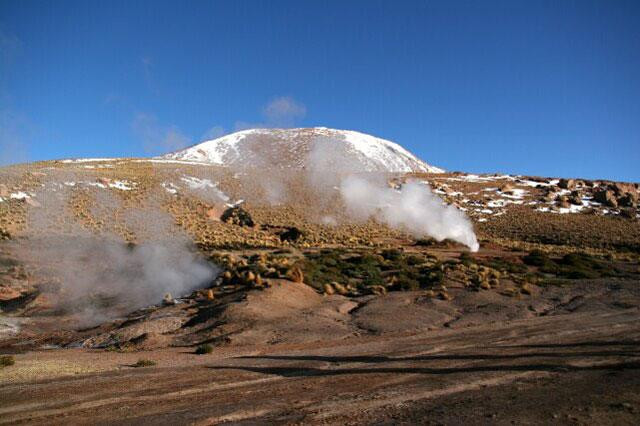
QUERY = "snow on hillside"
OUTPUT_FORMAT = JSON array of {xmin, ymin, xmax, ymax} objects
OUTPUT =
[{"xmin": 159, "ymin": 127, "xmax": 444, "ymax": 173}]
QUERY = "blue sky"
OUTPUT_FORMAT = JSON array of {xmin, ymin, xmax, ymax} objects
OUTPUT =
[{"xmin": 1, "ymin": 0, "xmax": 639, "ymax": 181}]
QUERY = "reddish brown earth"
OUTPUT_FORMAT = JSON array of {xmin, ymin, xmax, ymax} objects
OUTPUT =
[{"xmin": 1, "ymin": 306, "xmax": 639, "ymax": 425}]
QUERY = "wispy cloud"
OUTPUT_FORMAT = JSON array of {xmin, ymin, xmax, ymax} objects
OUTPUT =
[
  {"xmin": 262, "ymin": 96, "xmax": 306, "ymax": 127},
  {"xmin": 182, "ymin": 96, "xmax": 308, "ymax": 146},
  {"xmin": 201, "ymin": 125, "xmax": 225, "ymax": 140},
  {"xmin": 213, "ymin": 96, "xmax": 308, "ymax": 135},
  {"xmin": 132, "ymin": 112, "xmax": 191, "ymax": 155}
]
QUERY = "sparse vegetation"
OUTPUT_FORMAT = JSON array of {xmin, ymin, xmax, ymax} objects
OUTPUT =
[
  {"xmin": 523, "ymin": 250, "xmax": 623, "ymax": 280},
  {"xmin": 1, "ymin": 355, "xmax": 15, "ymax": 368},
  {"xmin": 133, "ymin": 359, "xmax": 156, "ymax": 367},
  {"xmin": 195, "ymin": 344, "xmax": 213, "ymax": 354},
  {"xmin": 300, "ymin": 248, "xmax": 443, "ymax": 293}
]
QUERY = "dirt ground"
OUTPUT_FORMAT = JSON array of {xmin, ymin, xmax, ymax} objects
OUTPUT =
[
  {"xmin": 2, "ymin": 277, "xmax": 640, "ymax": 425},
  {"xmin": 0, "ymin": 307, "xmax": 639, "ymax": 425}
]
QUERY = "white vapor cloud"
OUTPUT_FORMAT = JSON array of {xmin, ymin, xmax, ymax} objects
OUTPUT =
[
  {"xmin": 132, "ymin": 112, "xmax": 191, "ymax": 154},
  {"xmin": 202, "ymin": 125, "xmax": 225, "ymax": 140},
  {"xmin": 340, "ymin": 176, "xmax": 480, "ymax": 251},
  {"xmin": 263, "ymin": 96, "xmax": 306, "ymax": 127},
  {"xmin": 200, "ymin": 96, "xmax": 307, "ymax": 141}
]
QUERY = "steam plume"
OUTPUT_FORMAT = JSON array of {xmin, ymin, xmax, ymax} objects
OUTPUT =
[
  {"xmin": 12, "ymin": 172, "xmax": 217, "ymax": 325},
  {"xmin": 340, "ymin": 176, "xmax": 479, "ymax": 251}
]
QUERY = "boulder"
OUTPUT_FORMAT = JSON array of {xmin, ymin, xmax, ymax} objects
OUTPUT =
[
  {"xmin": 220, "ymin": 206, "xmax": 255, "ymax": 227},
  {"xmin": 558, "ymin": 178, "xmax": 575, "ymax": 189},
  {"xmin": 556, "ymin": 196, "xmax": 570, "ymax": 209},
  {"xmin": 499, "ymin": 184, "xmax": 514, "ymax": 193},
  {"xmin": 612, "ymin": 182, "xmax": 636, "ymax": 195},
  {"xmin": 569, "ymin": 191, "xmax": 583, "ymax": 206},
  {"xmin": 279, "ymin": 227, "xmax": 304, "ymax": 242},
  {"xmin": 618, "ymin": 192, "xmax": 638, "ymax": 208},
  {"xmin": 593, "ymin": 189, "xmax": 618, "ymax": 208},
  {"xmin": 620, "ymin": 208, "xmax": 637, "ymax": 220}
]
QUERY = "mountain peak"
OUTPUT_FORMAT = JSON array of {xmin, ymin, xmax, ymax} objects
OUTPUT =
[{"xmin": 160, "ymin": 127, "xmax": 443, "ymax": 173}]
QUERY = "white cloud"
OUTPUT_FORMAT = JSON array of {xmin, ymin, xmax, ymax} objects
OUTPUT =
[
  {"xmin": 198, "ymin": 96, "xmax": 307, "ymax": 143},
  {"xmin": 262, "ymin": 96, "xmax": 306, "ymax": 127},
  {"xmin": 132, "ymin": 112, "xmax": 191, "ymax": 154},
  {"xmin": 201, "ymin": 125, "xmax": 225, "ymax": 140}
]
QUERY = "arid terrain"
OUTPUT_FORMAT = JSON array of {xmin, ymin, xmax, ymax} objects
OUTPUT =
[{"xmin": 1, "ymin": 156, "xmax": 639, "ymax": 424}]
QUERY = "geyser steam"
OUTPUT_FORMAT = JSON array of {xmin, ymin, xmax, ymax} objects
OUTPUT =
[
  {"xmin": 306, "ymin": 136, "xmax": 480, "ymax": 251},
  {"xmin": 16, "ymin": 235, "xmax": 215, "ymax": 323},
  {"xmin": 340, "ymin": 176, "xmax": 479, "ymax": 251},
  {"xmin": 13, "ymin": 174, "xmax": 217, "ymax": 324}
]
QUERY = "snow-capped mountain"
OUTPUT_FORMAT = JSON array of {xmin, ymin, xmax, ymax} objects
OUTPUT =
[{"xmin": 160, "ymin": 127, "xmax": 443, "ymax": 173}]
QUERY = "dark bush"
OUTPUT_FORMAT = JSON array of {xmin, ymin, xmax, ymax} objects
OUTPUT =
[
  {"xmin": 133, "ymin": 359, "xmax": 156, "ymax": 367},
  {"xmin": 195, "ymin": 344, "xmax": 214, "ymax": 355},
  {"xmin": 1, "ymin": 355, "xmax": 15, "ymax": 368}
]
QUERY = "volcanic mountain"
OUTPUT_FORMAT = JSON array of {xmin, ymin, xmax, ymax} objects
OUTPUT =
[{"xmin": 160, "ymin": 127, "xmax": 444, "ymax": 173}]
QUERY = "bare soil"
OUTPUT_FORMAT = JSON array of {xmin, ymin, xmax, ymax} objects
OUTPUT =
[{"xmin": 1, "ymin": 305, "xmax": 639, "ymax": 425}]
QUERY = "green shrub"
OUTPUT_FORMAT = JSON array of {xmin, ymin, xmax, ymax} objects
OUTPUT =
[
  {"xmin": 195, "ymin": 344, "xmax": 214, "ymax": 355},
  {"xmin": 524, "ymin": 250, "xmax": 619, "ymax": 280},
  {"xmin": 381, "ymin": 248, "xmax": 402, "ymax": 261},
  {"xmin": 459, "ymin": 252, "xmax": 474, "ymax": 267},
  {"xmin": 523, "ymin": 250, "xmax": 558, "ymax": 273},
  {"xmin": 133, "ymin": 359, "xmax": 156, "ymax": 367},
  {"xmin": 1, "ymin": 355, "xmax": 15, "ymax": 368}
]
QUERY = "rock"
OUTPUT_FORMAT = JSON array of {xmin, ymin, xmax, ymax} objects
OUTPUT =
[
  {"xmin": 593, "ymin": 189, "xmax": 618, "ymax": 208},
  {"xmin": 332, "ymin": 282, "xmax": 349, "ymax": 295},
  {"xmin": 620, "ymin": 208, "xmax": 637, "ymax": 219},
  {"xmin": 556, "ymin": 196, "xmax": 570, "ymax": 209},
  {"xmin": 499, "ymin": 184, "xmax": 514, "ymax": 194},
  {"xmin": 0, "ymin": 286, "xmax": 22, "ymax": 302},
  {"xmin": 286, "ymin": 267, "xmax": 304, "ymax": 284},
  {"xmin": 569, "ymin": 191, "xmax": 583, "ymax": 206},
  {"xmin": 612, "ymin": 182, "xmax": 636, "ymax": 195},
  {"xmin": 279, "ymin": 227, "xmax": 304, "ymax": 242},
  {"xmin": 0, "ymin": 184, "xmax": 8, "ymax": 198},
  {"xmin": 220, "ymin": 206, "xmax": 255, "ymax": 227},
  {"xmin": 558, "ymin": 178, "xmax": 575, "ymax": 189},
  {"xmin": 323, "ymin": 283, "xmax": 335, "ymax": 295},
  {"xmin": 618, "ymin": 192, "xmax": 638, "ymax": 208},
  {"xmin": 371, "ymin": 285, "xmax": 387, "ymax": 295},
  {"xmin": 254, "ymin": 274, "xmax": 263, "ymax": 286},
  {"xmin": 437, "ymin": 291, "xmax": 452, "ymax": 301},
  {"xmin": 162, "ymin": 293, "xmax": 176, "ymax": 306}
]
